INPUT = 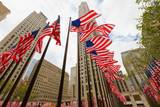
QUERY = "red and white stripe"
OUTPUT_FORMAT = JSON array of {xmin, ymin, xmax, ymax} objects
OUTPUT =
[
  {"xmin": 80, "ymin": 24, "xmax": 115, "ymax": 43},
  {"xmin": 86, "ymin": 35, "xmax": 112, "ymax": 53},
  {"xmin": 79, "ymin": 10, "xmax": 101, "ymax": 26},
  {"xmin": 35, "ymin": 39, "xmax": 43, "ymax": 54},
  {"xmin": 70, "ymin": 21, "xmax": 96, "ymax": 33},
  {"xmin": 50, "ymin": 20, "xmax": 61, "ymax": 45},
  {"xmin": 107, "ymin": 65, "xmax": 121, "ymax": 73}
]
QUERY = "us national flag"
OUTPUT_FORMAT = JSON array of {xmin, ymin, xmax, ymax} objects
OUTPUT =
[
  {"xmin": 107, "ymin": 65, "xmax": 121, "ymax": 73},
  {"xmin": 90, "ymin": 50, "xmax": 114, "ymax": 60},
  {"xmin": 80, "ymin": 24, "xmax": 115, "ymax": 43},
  {"xmin": 70, "ymin": 21, "xmax": 96, "ymax": 33},
  {"xmin": 142, "ymin": 81, "xmax": 160, "ymax": 101},
  {"xmin": 35, "ymin": 24, "xmax": 51, "ymax": 53},
  {"xmin": 71, "ymin": 10, "xmax": 101, "ymax": 28},
  {"xmin": 145, "ymin": 71, "xmax": 159, "ymax": 93},
  {"xmin": 13, "ymin": 30, "xmax": 39, "ymax": 63},
  {"xmin": 50, "ymin": 16, "xmax": 61, "ymax": 45},
  {"xmin": 150, "ymin": 55, "xmax": 160, "ymax": 67},
  {"xmin": 86, "ymin": 36, "xmax": 112, "ymax": 53},
  {"xmin": 0, "ymin": 44, "xmax": 17, "ymax": 72},
  {"xmin": 150, "ymin": 59, "xmax": 160, "ymax": 71}
]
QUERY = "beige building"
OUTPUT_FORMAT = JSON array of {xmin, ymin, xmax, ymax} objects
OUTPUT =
[
  {"xmin": 28, "ymin": 59, "xmax": 70, "ymax": 103},
  {"xmin": 114, "ymin": 71, "xmax": 149, "ymax": 107},
  {"xmin": 0, "ymin": 11, "xmax": 47, "ymax": 82},
  {"xmin": 121, "ymin": 48, "xmax": 147, "ymax": 90},
  {"xmin": 0, "ymin": 1, "xmax": 10, "ymax": 22},
  {"xmin": 68, "ymin": 66, "xmax": 76, "ymax": 100},
  {"xmin": 75, "ymin": 2, "xmax": 122, "ymax": 107}
]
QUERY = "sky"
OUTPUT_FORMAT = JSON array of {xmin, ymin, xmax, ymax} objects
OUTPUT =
[{"xmin": 0, "ymin": 0, "xmax": 143, "ymax": 75}]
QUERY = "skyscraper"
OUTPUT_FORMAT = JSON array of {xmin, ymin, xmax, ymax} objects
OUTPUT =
[
  {"xmin": 0, "ymin": 1, "xmax": 10, "ymax": 22},
  {"xmin": 28, "ymin": 59, "xmax": 70, "ymax": 103},
  {"xmin": 75, "ymin": 2, "xmax": 120, "ymax": 107},
  {"xmin": 121, "ymin": 48, "xmax": 147, "ymax": 90},
  {"xmin": 0, "ymin": 11, "xmax": 47, "ymax": 82},
  {"xmin": 68, "ymin": 66, "xmax": 76, "ymax": 100}
]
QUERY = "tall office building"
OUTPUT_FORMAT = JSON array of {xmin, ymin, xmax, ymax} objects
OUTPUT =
[
  {"xmin": 0, "ymin": 1, "xmax": 10, "ymax": 22},
  {"xmin": 121, "ymin": 48, "xmax": 147, "ymax": 90},
  {"xmin": 0, "ymin": 11, "xmax": 47, "ymax": 82},
  {"xmin": 114, "ymin": 71, "xmax": 149, "ymax": 107},
  {"xmin": 68, "ymin": 66, "xmax": 76, "ymax": 100},
  {"xmin": 28, "ymin": 59, "xmax": 70, "ymax": 103},
  {"xmin": 75, "ymin": 2, "xmax": 120, "ymax": 107}
]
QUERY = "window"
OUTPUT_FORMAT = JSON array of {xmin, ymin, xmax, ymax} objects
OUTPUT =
[
  {"xmin": 125, "ymin": 96, "xmax": 131, "ymax": 101},
  {"xmin": 133, "ymin": 95, "xmax": 141, "ymax": 101}
]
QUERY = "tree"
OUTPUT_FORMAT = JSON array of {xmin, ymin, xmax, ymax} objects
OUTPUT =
[
  {"xmin": 136, "ymin": 0, "xmax": 160, "ymax": 65},
  {"xmin": 11, "ymin": 83, "xmax": 36, "ymax": 101},
  {"xmin": 0, "ymin": 80, "xmax": 13, "ymax": 100}
]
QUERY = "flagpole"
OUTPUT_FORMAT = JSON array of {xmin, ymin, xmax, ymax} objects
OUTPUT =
[
  {"xmin": 0, "ymin": 60, "xmax": 14, "ymax": 82},
  {"xmin": 21, "ymin": 34, "xmax": 52, "ymax": 106},
  {"xmin": 57, "ymin": 17, "xmax": 71, "ymax": 107},
  {"xmin": 90, "ymin": 57, "xmax": 99, "ymax": 107},
  {"xmin": 84, "ymin": 45, "xmax": 93, "ymax": 107},
  {"xmin": 1, "ymin": 49, "xmax": 35, "ymax": 107},
  {"xmin": 0, "ymin": 60, "xmax": 20, "ymax": 95},
  {"xmin": 77, "ymin": 34, "xmax": 82, "ymax": 107},
  {"xmin": 95, "ymin": 65, "xmax": 105, "ymax": 107}
]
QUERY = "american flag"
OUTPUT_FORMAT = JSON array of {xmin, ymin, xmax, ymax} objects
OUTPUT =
[
  {"xmin": 150, "ymin": 55, "xmax": 160, "ymax": 67},
  {"xmin": 13, "ymin": 30, "xmax": 39, "ymax": 63},
  {"xmin": 70, "ymin": 21, "xmax": 96, "ymax": 33},
  {"xmin": 149, "ymin": 63, "xmax": 160, "ymax": 76},
  {"xmin": 50, "ymin": 16, "xmax": 61, "ymax": 45},
  {"xmin": 86, "ymin": 35, "xmax": 112, "ymax": 53},
  {"xmin": 107, "ymin": 65, "xmax": 121, "ymax": 73},
  {"xmin": 0, "ymin": 44, "xmax": 18, "ymax": 72},
  {"xmin": 71, "ymin": 10, "xmax": 101, "ymax": 28},
  {"xmin": 90, "ymin": 50, "xmax": 114, "ymax": 60},
  {"xmin": 150, "ymin": 59, "xmax": 160, "ymax": 71},
  {"xmin": 35, "ymin": 24, "xmax": 51, "ymax": 53},
  {"xmin": 142, "ymin": 81, "xmax": 160, "ymax": 101},
  {"xmin": 145, "ymin": 71, "xmax": 159, "ymax": 93},
  {"xmin": 96, "ymin": 59, "xmax": 118, "ymax": 67},
  {"xmin": 80, "ymin": 24, "xmax": 115, "ymax": 43}
]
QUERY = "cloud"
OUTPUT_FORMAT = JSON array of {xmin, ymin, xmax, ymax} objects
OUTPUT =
[{"xmin": 0, "ymin": 0, "xmax": 142, "ymax": 75}]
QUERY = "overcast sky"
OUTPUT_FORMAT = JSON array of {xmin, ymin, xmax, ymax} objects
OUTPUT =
[{"xmin": 0, "ymin": 0, "xmax": 143, "ymax": 75}]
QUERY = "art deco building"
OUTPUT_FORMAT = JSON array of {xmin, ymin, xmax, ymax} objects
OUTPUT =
[
  {"xmin": 68, "ymin": 66, "xmax": 76, "ymax": 100},
  {"xmin": 28, "ymin": 59, "xmax": 70, "ymax": 103},
  {"xmin": 114, "ymin": 71, "xmax": 149, "ymax": 107},
  {"xmin": 0, "ymin": 1, "xmax": 10, "ymax": 22},
  {"xmin": 75, "ymin": 2, "xmax": 121, "ymax": 107},
  {"xmin": 0, "ymin": 11, "xmax": 47, "ymax": 82},
  {"xmin": 121, "ymin": 48, "xmax": 147, "ymax": 90}
]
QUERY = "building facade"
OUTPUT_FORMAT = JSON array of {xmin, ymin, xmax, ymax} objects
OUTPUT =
[
  {"xmin": 0, "ymin": 1, "xmax": 10, "ymax": 22},
  {"xmin": 28, "ymin": 59, "xmax": 70, "ymax": 103},
  {"xmin": 68, "ymin": 66, "xmax": 76, "ymax": 100},
  {"xmin": 0, "ymin": 11, "xmax": 47, "ymax": 82},
  {"xmin": 121, "ymin": 48, "xmax": 147, "ymax": 90},
  {"xmin": 114, "ymin": 71, "xmax": 149, "ymax": 107},
  {"xmin": 75, "ymin": 2, "xmax": 121, "ymax": 107}
]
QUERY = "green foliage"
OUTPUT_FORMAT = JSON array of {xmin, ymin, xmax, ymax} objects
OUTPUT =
[
  {"xmin": 136, "ymin": 0, "xmax": 160, "ymax": 66},
  {"xmin": 11, "ymin": 83, "xmax": 36, "ymax": 101}
]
